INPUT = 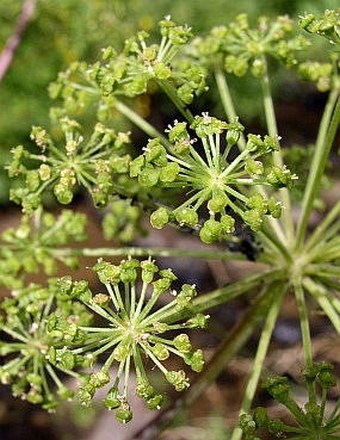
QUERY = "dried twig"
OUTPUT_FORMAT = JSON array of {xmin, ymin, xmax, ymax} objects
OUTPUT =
[{"xmin": 0, "ymin": 0, "xmax": 36, "ymax": 82}]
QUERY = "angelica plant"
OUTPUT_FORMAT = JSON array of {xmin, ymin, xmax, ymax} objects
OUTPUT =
[{"xmin": 0, "ymin": 7, "xmax": 339, "ymax": 436}]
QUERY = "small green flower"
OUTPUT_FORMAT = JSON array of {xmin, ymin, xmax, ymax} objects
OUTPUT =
[
  {"xmin": 298, "ymin": 61, "xmax": 334, "ymax": 92},
  {"xmin": 48, "ymin": 17, "xmax": 200, "ymax": 121},
  {"xmin": 150, "ymin": 207, "xmax": 171, "ymax": 229}
]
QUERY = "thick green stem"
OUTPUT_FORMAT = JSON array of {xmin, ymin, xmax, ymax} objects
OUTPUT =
[
  {"xmin": 261, "ymin": 64, "xmax": 294, "ymax": 246},
  {"xmin": 302, "ymin": 277, "xmax": 340, "ymax": 333},
  {"xmin": 303, "ymin": 201, "xmax": 340, "ymax": 253},
  {"xmin": 162, "ymin": 268, "xmax": 285, "ymax": 324},
  {"xmin": 53, "ymin": 246, "xmax": 247, "ymax": 261},
  {"xmin": 231, "ymin": 283, "xmax": 285, "ymax": 440},
  {"xmin": 294, "ymin": 282, "xmax": 313, "ymax": 369},
  {"xmin": 113, "ymin": 99, "xmax": 170, "ymax": 147},
  {"xmin": 135, "ymin": 286, "xmax": 279, "ymax": 439},
  {"xmin": 295, "ymin": 89, "xmax": 340, "ymax": 249},
  {"xmin": 214, "ymin": 66, "xmax": 246, "ymax": 150},
  {"xmin": 260, "ymin": 224, "xmax": 292, "ymax": 263}
]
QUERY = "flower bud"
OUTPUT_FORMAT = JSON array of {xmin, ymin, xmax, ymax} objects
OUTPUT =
[
  {"xmin": 57, "ymin": 385, "xmax": 74, "ymax": 400},
  {"xmin": 186, "ymin": 313, "xmax": 209, "ymax": 329},
  {"xmin": 145, "ymin": 140, "xmax": 167, "ymax": 166},
  {"xmin": 199, "ymin": 219, "xmax": 226, "ymax": 244},
  {"xmin": 159, "ymin": 162, "xmax": 180, "ymax": 183},
  {"xmin": 141, "ymin": 260, "xmax": 159, "ymax": 283},
  {"xmin": 166, "ymin": 370, "xmax": 189, "ymax": 391},
  {"xmin": 120, "ymin": 259, "xmax": 140, "ymax": 283},
  {"xmin": 38, "ymin": 164, "xmax": 51, "ymax": 181},
  {"xmin": 154, "ymin": 62, "xmax": 172, "ymax": 80},
  {"xmin": 208, "ymin": 192, "xmax": 228, "ymax": 213},
  {"xmin": 152, "ymin": 343, "xmax": 170, "ymax": 360},
  {"xmin": 104, "ymin": 386, "xmax": 121, "ymax": 410},
  {"xmin": 115, "ymin": 402, "xmax": 133, "ymax": 424},
  {"xmin": 89, "ymin": 369, "xmax": 110, "ymax": 388},
  {"xmin": 268, "ymin": 197, "xmax": 282, "ymax": 218},
  {"xmin": 175, "ymin": 207, "xmax": 198, "ymax": 227},
  {"xmin": 245, "ymin": 158, "xmax": 264, "ymax": 175},
  {"xmin": 243, "ymin": 209, "xmax": 263, "ymax": 231},
  {"xmin": 247, "ymin": 194, "xmax": 268, "ymax": 215},
  {"xmin": 54, "ymin": 184, "xmax": 73, "ymax": 204},
  {"xmin": 113, "ymin": 340, "xmax": 130, "ymax": 362},
  {"xmin": 150, "ymin": 207, "xmax": 170, "ymax": 229},
  {"xmin": 173, "ymin": 334, "xmax": 191, "ymax": 353},
  {"xmin": 147, "ymin": 394, "xmax": 164, "ymax": 410},
  {"xmin": 189, "ymin": 349, "xmax": 205, "ymax": 372}
]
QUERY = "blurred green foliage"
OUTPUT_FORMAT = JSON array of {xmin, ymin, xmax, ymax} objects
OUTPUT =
[{"xmin": 0, "ymin": 0, "xmax": 337, "ymax": 204}]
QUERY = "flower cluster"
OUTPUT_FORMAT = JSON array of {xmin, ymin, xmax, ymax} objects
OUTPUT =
[
  {"xmin": 298, "ymin": 61, "xmax": 335, "ymax": 92},
  {"xmin": 102, "ymin": 197, "xmax": 145, "ymax": 244},
  {"xmin": 299, "ymin": 9, "xmax": 340, "ymax": 44},
  {"xmin": 0, "ymin": 283, "xmax": 91, "ymax": 410},
  {"xmin": 241, "ymin": 363, "xmax": 339, "ymax": 439},
  {"xmin": 130, "ymin": 114, "xmax": 294, "ymax": 242},
  {"xmin": 54, "ymin": 257, "xmax": 206, "ymax": 423},
  {"xmin": 297, "ymin": 10, "xmax": 340, "ymax": 92},
  {"xmin": 8, "ymin": 117, "xmax": 131, "ymax": 212},
  {"xmin": 0, "ymin": 209, "xmax": 87, "ymax": 289},
  {"xmin": 0, "ymin": 258, "xmax": 206, "ymax": 422},
  {"xmin": 192, "ymin": 14, "xmax": 309, "ymax": 77},
  {"xmin": 49, "ymin": 16, "xmax": 206, "ymax": 120}
]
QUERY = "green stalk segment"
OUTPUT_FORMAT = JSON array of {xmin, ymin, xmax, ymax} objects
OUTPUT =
[
  {"xmin": 296, "ymin": 90, "xmax": 340, "ymax": 249},
  {"xmin": 231, "ymin": 283, "xmax": 286, "ymax": 440}
]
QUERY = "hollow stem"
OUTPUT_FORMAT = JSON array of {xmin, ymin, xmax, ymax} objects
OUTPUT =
[
  {"xmin": 214, "ymin": 66, "xmax": 246, "ymax": 150},
  {"xmin": 295, "ymin": 89, "xmax": 340, "ymax": 249},
  {"xmin": 154, "ymin": 285, "xmax": 280, "ymax": 431},
  {"xmin": 261, "ymin": 62, "xmax": 294, "ymax": 245},
  {"xmin": 157, "ymin": 80, "xmax": 194, "ymax": 123},
  {"xmin": 303, "ymin": 201, "xmax": 340, "ymax": 252},
  {"xmin": 294, "ymin": 281, "xmax": 313, "ymax": 371},
  {"xmin": 302, "ymin": 277, "xmax": 340, "ymax": 333},
  {"xmin": 53, "ymin": 246, "xmax": 247, "ymax": 261},
  {"xmin": 231, "ymin": 283, "xmax": 285, "ymax": 440},
  {"xmin": 162, "ymin": 268, "xmax": 285, "ymax": 324},
  {"xmin": 113, "ymin": 99, "xmax": 170, "ymax": 147}
]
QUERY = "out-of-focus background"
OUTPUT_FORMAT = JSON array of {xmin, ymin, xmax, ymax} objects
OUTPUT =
[{"xmin": 0, "ymin": 1, "xmax": 339, "ymax": 439}]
